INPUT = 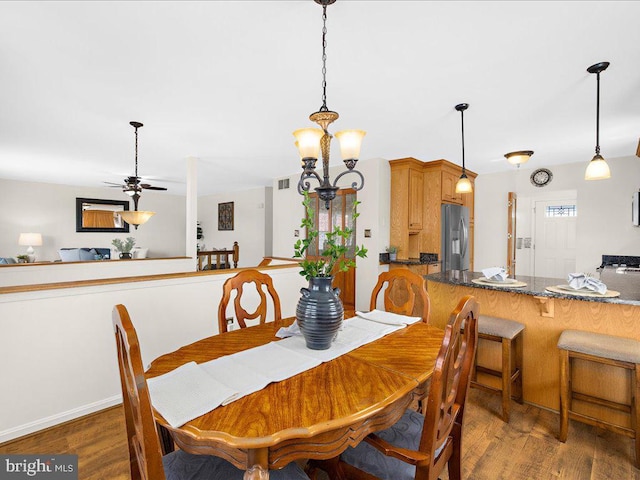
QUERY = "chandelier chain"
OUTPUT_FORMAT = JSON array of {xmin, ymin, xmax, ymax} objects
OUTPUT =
[{"xmin": 320, "ymin": 4, "xmax": 328, "ymax": 112}]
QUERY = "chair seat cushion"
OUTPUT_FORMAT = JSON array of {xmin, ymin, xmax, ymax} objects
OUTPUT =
[
  {"xmin": 163, "ymin": 450, "xmax": 310, "ymax": 480},
  {"xmin": 557, "ymin": 330, "xmax": 640, "ymax": 364},
  {"xmin": 341, "ymin": 409, "xmax": 439, "ymax": 480},
  {"xmin": 478, "ymin": 315, "xmax": 524, "ymax": 339}
]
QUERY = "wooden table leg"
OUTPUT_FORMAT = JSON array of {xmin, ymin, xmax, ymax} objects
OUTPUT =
[{"xmin": 244, "ymin": 448, "xmax": 269, "ymax": 480}]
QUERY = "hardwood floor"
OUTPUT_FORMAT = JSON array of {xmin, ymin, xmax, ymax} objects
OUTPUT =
[{"xmin": 1, "ymin": 389, "xmax": 638, "ymax": 479}]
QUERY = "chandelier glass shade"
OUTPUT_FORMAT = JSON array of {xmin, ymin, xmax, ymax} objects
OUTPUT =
[
  {"xmin": 120, "ymin": 210, "xmax": 155, "ymax": 227},
  {"xmin": 295, "ymin": 0, "xmax": 366, "ymax": 208},
  {"xmin": 584, "ymin": 62, "xmax": 611, "ymax": 180}
]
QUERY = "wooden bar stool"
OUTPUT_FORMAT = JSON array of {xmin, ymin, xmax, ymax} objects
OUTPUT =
[
  {"xmin": 557, "ymin": 330, "xmax": 640, "ymax": 468},
  {"xmin": 471, "ymin": 315, "xmax": 524, "ymax": 422}
]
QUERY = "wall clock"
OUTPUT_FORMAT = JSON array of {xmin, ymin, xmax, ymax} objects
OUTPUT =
[{"xmin": 530, "ymin": 168, "xmax": 553, "ymax": 187}]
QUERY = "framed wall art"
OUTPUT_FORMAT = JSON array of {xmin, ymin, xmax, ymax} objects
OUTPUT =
[{"xmin": 218, "ymin": 201, "xmax": 234, "ymax": 230}]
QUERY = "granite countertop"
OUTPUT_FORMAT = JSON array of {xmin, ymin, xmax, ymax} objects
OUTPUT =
[
  {"xmin": 425, "ymin": 270, "xmax": 640, "ymax": 306},
  {"xmin": 387, "ymin": 258, "xmax": 441, "ymax": 266}
]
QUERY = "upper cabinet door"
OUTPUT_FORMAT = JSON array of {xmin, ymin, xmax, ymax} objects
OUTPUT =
[
  {"xmin": 441, "ymin": 171, "xmax": 463, "ymax": 204},
  {"xmin": 408, "ymin": 168, "xmax": 423, "ymax": 231}
]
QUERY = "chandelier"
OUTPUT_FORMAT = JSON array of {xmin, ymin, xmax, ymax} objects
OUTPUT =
[{"xmin": 294, "ymin": 0, "xmax": 366, "ymax": 209}]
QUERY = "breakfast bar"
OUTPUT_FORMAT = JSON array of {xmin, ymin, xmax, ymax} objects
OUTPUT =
[{"xmin": 425, "ymin": 270, "xmax": 640, "ymax": 427}]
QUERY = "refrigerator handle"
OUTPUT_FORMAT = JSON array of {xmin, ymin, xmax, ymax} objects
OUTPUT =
[{"xmin": 460, "ymin": 216, "xmax": 468, "ymax": 259}]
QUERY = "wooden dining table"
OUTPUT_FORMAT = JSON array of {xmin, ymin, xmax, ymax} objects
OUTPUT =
[{"xmin": 146, "ymin": 318, "xmax": 445, "ymax": 479}]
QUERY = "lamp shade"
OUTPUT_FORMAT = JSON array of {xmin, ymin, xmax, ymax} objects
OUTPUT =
[
  {"xmin": 120, "ymin": 210, "xmax": 155, "ymax": 226},
  {"xmin": 455, "ymin": 175, "xmax": 473, "ymax": 194},
  {"xmin": 584, "ymin": 154, "xmax": 611, "ymax": 180},
  {"xmin": 293, "ymin": 128, "xmax": 323, "ymax": 159},
  {"xmin": 505, "ymin": 150, "xmax": 534, "ymax": 166},
  {"xmin": 18, "ymin": 232, "xmax": 42, "ymax": 247},
  {"xmin": 335, "ymin": 129, "xmax": 366, "ymax": 160}
]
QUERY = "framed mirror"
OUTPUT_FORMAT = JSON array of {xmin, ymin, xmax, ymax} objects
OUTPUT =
[{"xmin": 76, "ymin": 197, "xmax": 130, "ymax": 233}]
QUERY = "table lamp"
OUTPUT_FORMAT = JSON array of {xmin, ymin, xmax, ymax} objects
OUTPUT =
[{"xmin": 18, "ymin": 232, "xmax": 43, "ymax": 263}]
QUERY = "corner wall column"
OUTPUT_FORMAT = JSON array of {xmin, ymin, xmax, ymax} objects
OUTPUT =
[{"xmin": 185, "ymin": 156, "xmax": 198, "ymax": 265}]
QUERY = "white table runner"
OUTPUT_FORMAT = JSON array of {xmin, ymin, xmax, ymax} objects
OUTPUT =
[{"xmin": 147, "ymin": 310, "xmax": 421, "ymax": 427}]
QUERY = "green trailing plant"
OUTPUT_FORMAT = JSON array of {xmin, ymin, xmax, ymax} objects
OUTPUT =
[
  {"xmin": 294, "ymin": 191, "xmax": 367, "ymax": 280},
  {"xmin": 112, "ymin": 237, "xmax": 136, "ymax": 253}
]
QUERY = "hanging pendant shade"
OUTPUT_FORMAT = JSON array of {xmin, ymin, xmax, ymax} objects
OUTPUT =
[
  {"xmin": 454, "ymin": 103, "xmax": 473, "ymax": 194},
  {"xmin": 584, "ymin": 62, "xmax": 611, "ymax": 180}
]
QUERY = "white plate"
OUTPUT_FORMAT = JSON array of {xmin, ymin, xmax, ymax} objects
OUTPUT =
[
  {"xmin": 478, "ymin": 277, "xmax": 518, "ymax": 285},
  {"xmin": 554, "ymin": 284, "xmax": 599, "ymax": 293}
]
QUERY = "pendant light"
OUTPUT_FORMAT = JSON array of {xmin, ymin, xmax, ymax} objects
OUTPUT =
[
  {"xmin": 455, "ymin": 103, "xmax": 473, "ymax": 194},
  {"xmin": 294, "ymin": 0, "xmax": 366, "ymax": 209},
  {"xmin": 584, "ymin": 61, "xmax": 611, "ymax": 180}
]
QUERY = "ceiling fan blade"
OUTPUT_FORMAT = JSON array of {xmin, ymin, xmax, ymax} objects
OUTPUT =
[
  {"xmin": 104, "ymin": 181, "xmax": 125, "ymax": 187},
  {"xmin": 140, "ymin": 184, "xmax": 168, "ymax": 191}
]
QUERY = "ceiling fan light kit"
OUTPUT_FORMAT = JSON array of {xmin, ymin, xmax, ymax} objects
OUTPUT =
[
  {"xmin": 504, "ymin": 150, "xmax": 534, "ymax": 167},
  {"xmin": 110, "ymin": 121, "xmax": 165, "ymax": 229}
]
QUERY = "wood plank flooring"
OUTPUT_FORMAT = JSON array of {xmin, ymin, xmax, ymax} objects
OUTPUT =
[{"xmin": 1, "ymin": 389, "xmax": 638, "ymax": 479}]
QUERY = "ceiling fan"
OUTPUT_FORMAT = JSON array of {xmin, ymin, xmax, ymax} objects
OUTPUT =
[{"xmin": 104, "ymin": 121, "xmax": 167, "ymax": 209}]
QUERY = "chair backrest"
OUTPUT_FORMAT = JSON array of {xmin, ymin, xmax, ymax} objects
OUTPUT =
[
  {"xmin": 217, "ymin": 269, "xmax": 282, "ymax": 333},
  {"xmin": 419, "ymin": 295, "xmax": 478, "ymax": 476},
  {"xmin": 369, "ymin": 269, "xmax": 431, "ymax": 322},
  {"xmin": 113, "ymin": 304, "xmax": 167, "ymax": 480}
]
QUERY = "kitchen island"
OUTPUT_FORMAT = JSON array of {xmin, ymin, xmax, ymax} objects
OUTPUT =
[{"xmin": 426, "ymin": 270, "xmax": 640, "ymax": 427}]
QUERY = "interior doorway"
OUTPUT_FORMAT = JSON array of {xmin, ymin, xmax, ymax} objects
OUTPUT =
[
  {"xmin": 306, "ymin": 189, "xmax": 357, "ymax": 312},
  {"xmin": 533, "ymin": 198, "xmax": 577, "ymax": 278}
]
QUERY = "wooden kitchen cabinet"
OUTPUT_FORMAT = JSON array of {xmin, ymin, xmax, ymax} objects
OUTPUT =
[{"xmin": 390, "ymin": 157, "xmax": 476, "ymax": 270}]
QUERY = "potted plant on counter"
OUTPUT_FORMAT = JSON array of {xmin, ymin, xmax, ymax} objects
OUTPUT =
[
  {"xmin": 293, "ymin": 192, "xmax": 367, "ymax": 350},
  {"xmin": 386, "ymin": 245, "xmax": 398, "ymax": 261},
  {"xmin": 112, "ymin": 237, "xmax": 136, "ymax": 260}
]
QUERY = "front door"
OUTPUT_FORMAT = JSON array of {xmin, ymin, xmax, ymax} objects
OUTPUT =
[
  {"xmin": 534, "ymin": 199, "xmax": 577, "ymax": 278},
  {"xmin": 307, "ymin": 190, "xmax": 357, "ymax": 312}
]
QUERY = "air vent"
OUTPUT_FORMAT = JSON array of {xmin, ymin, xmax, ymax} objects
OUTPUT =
[{"xmin": 278, "ymin": 178, "xmax": 290, "ymax": 190}]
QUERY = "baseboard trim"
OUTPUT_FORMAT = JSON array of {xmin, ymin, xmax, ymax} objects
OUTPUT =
[{"xmin": 0, "ymin": 395, "xmax": 122, "ymax": 444}]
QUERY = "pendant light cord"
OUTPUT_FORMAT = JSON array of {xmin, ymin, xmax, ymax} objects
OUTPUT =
[
  {"xmin": 595, "ymin": 71, "xmax": 601, "ymax": 155},
  {"xmin": 460, "ymin": 108, "xmax": 466, "ymax": 173},
  {"xmin": 134, "ymin": 125, "xmax": 139, "ymax": 178}
]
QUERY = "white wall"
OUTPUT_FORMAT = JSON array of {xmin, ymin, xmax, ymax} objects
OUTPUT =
[
  {"xmin": 0, "ymin": 179, "xmax": 186, "ymax": 261},
  {"xmin": 271, "ymin": 157, "xmax": 390, "ymax": 311},
  {"xmin": 474, "ymin": 155, "xmax": 640, "ymax": 275},
  {"xmin": 0, "ymin": 265, "xmax": 306, "ymax": 443},
  {"xmin": 198, "ymin": 187, "xmax": 267, "ymax": 268}
]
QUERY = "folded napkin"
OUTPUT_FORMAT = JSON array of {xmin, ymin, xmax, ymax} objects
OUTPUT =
[
  {"xmin": 147, "ymin": 362, "xmax": 238, "ymax": 427},
  {"xmin": 567, "ymin": 273, "xmax": 607, "ymax": 294},
  {"xmin": 275, "ymin": 320, "xmax": 302, "ymax": 338},
  {"xmin": 482, "ymin": 267, "xmax": 508, "ymax": 281},
  {"xmin": 355, "ymin": 309, "xmax": 422, "ymax": 325}
]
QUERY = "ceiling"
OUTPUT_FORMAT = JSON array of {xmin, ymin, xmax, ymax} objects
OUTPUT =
[{"xmin": 1, "ymin": 1, "xmax": 639, "ymax": 197}]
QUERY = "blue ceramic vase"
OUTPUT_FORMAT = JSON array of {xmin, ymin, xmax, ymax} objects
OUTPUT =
[{"xmin": 296, "ymin": 276, "xmax": 344, "ymax": 350}]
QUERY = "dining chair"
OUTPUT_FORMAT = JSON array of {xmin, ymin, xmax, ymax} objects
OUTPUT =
[
  {"xmin": 370, "ymin": 269, "xmax": 431, "ymax": 323},
  {"xmin": 308, "ymin": 295, "xmax": 479, "ymax": 480},
  {"xmin": 217, "ymin": 269, "xmax": 282, "ymax": 333},
  {"xmin": 112, "ymin": 304, "xmax": 310, "ymax": 480}
]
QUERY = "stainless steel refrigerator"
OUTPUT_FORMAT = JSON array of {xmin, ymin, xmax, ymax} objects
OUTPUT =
[{"xmin": 441, "ymin": 204, "xmax": 470, "ymax": 271}]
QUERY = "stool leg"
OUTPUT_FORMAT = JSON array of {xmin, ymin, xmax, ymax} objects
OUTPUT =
[
  {"xmin": 633, "ymin": 364, "xmax": 639, "ymax": 468},
  {"xmin": 501, "ymin": 338, "xmax": 511, "ymax": 422},
  {"xmin": 559, "ymin": 349, "xmax": 570, "ymax": 442},
  {"xmin": 513, "ymin": 333, "xmax": 524, "ymax": 404}
]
